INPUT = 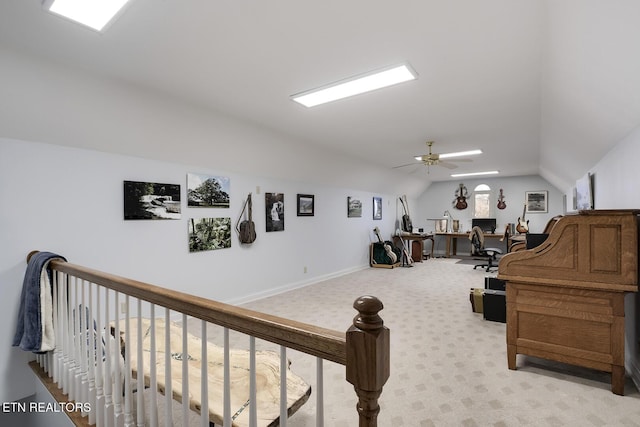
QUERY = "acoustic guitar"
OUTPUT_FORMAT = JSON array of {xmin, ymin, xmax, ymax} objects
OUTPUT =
[
  {"xmin": 454, "ymin": 183, "xmax": 468, "ymax": 210},
  {"xmin": 497, "ymin": 189, "xmax": 506, "ymax": 210},
  {"xmin": 373, "ymin": 227, "xmax": 397, "ymax": 264},
  {"xmin": 516, "ymin": 203, "xmax": 529, "ymax": 233},
  {"xmin": 399, "ymin": 196, "xmax": 413, "ymax": 233}
]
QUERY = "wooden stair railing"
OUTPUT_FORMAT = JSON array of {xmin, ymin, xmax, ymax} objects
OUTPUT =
[{"xmin": 26, "ymin": 251, "xmax": 390, "ymax": 427}]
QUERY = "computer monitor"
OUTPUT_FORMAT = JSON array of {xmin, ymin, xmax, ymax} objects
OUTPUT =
[{"xmin": 472, "ymin": 218, "xmax": 497, "ymax": 234}]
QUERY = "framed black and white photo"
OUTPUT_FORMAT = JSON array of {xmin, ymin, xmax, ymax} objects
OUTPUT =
[
  {"xmin": 188, "ymin": 217, "xmax": 231, "ymax": 252},
  {"xmin": 373, "ymin": 197, "xmax": 382, "ymax": 220},
  {"xmin": 297, "ymin": 194, "xmax": 314, "ymax": 216},
  {"xmin": 266, "ymin": 193, "xmax": 285, "ymax": 231},
  {"xmin": 123, "ymin": 180, "xmax": 181, "ymax": 220},
  {"xmin": 187, "ymin": 173, "xmax": 230, "ymax": 208},
  {"xmin": 525, "ymin": 191, "xmax": 548, "ymax": 213},
  {"xmin": 347, "ymin": 196, "xmax": 362, "ymax": 218}
]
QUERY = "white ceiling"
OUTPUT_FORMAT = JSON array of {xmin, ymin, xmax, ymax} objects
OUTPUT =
[{"xmin": 1, "ymin": 0, "xmax": 639, "ymax": 190}]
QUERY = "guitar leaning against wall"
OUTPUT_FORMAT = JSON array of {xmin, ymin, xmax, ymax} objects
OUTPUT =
[{"xmin": 373, "ymin": 227, "xmax": 397, "ymax": 264}]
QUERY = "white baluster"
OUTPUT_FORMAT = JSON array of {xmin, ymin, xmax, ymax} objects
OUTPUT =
[
  {"xmin": 280, "ymin": 346, "xmax": 287, "ymax": 427},
  {"xmin": 113, "ymin": 292, "xmax": 123, "ymax": 427},
  {"xmin": 62, "ymin": 273, "xmax": 71, "ymax": 395},
  {"xmin": 223, "ymin": 328, "xmax": 231, "ymax": 427},
  {"xmin": 250, "ymin": 336, "xmax": 257, "ymax": 427},
  {"xmin": 124, "ymin": 296, "xmax": 134, "ymax": 427},
  {"xmin": 69, "ymin": 276, "xmax": 80, "ymax": 400},
  {"xmin": 164, "ymin": 308, "xmax": 173, "ymax": 426},
  {"xmin": 87, "ymin": 282, "xmax": 96, "ymax": 422},
  {"xmin": 182, "ymin": 314, "xmax": 189, "ymax": 427},
  {"xmin": 136, "ymin": 299, "xmax": 144, "ymax": 427},
  {"xmin": 316, "ymin": 358, "xmax": 324, "ymax": 427},
  {"xmin": 104, "ymin": 288, "xmax": 114, "ymax": 427},
  {"xmin": 52, "ymin": 271, "xmax": 61, "ymax": 385},
  {"xmin": 95, "ymin": 285, "xmax": 105, "ymax": 427},
  {"xmin": 200, "ymin": 320, "xmax": 208, "ymax": 427},
  {"xmin": 80, "ymin": 280, "xmax": 89, "ymax": 415},
  {"xmin": 148, "ymin": 305, "xmax": 158, "ymax": 427}
]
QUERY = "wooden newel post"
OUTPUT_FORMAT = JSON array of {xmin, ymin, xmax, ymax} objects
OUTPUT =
[{"xmin": 346, "ymin": 295, "xmax": 390, "ymax": 427}]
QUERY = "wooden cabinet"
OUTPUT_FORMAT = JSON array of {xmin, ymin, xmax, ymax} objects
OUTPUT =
[{"xmin": 498, "ymin": 210, "xmax": 639, "ymax": 395}]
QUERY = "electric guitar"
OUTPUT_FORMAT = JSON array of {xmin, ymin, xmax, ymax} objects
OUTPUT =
[
  {"xmin": 373, "ymin": 227, "xmax": 397, "ymax": 264},
  {"xmin": 516, "ymin": 203, "xmax": 529, "ymax": 233},
  {"xmin": 497, "ymin": 189, "xmax": 506, "ymax": 210}
]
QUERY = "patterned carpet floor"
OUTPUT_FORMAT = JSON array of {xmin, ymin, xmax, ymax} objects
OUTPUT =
[{"xmin": 232, "ymin": 258, "xmax": 640, "ymax": 427}]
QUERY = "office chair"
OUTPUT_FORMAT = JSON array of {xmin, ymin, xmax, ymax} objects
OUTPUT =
[{"xmin": 469, "ymin": 226, "xmax": 503, "ymax": 272}]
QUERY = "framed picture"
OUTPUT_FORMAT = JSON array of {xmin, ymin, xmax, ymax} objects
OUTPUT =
[
  {"xmin": 123, "ymin": 180, "xmax": 181, "ymax": 220},
  {"xmin": 525, "ymin": 191, "xmax": 548, "ymax": 213},
  {"xmin": 297, "ymin": 194, "xmax": 314, "ymax": 216},
  {"xmin": 347, "ymin": 196, "xmax": 362, "ymax": 218},
  {"xmin": 372, "ymin": 197, "xmax": 382, "ymax": 220},
  {"xmin": 265, "ymin": 193, "xmax": 284, "ymax": 232},
  {"xmin": 188, "ymin": 217, "xmax": 231, "ymax": 252},
  {"xmin": 187, "ymin": 173, "xmax": 230, "ymax": 208},
  {"xmin": 576, "ymin": 173, "xmax": 594, "ymax": 210}
]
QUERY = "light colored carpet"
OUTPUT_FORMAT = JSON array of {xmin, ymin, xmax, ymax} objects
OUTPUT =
[{"xmin": 165, "ymin": 259, "xmax": 640, "ymax": 426}]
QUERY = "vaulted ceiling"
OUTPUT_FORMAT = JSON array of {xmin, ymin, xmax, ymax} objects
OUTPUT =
[{"xmin": 1, "ymin": 0, "xmax": 639, "ymax": 193}]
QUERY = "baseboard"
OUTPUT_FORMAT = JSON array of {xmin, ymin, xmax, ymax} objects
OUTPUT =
[{"xmin": 225, "ymin": 263, "xmax": 370, "ymax": 306}]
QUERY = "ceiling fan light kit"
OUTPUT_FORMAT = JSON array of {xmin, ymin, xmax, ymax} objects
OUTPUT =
[{"xmin": 395, "ymin": 141, "xmax": 482, "ymax": 173}]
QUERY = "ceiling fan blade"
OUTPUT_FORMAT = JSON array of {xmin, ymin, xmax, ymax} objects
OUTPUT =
[
  {"xmin": 392, "ymin": 162, "xmax": 420, "ymax": 169},
  {"xmin": 438, "ymin": 161, "xmax": 458, "ymax": 169},
  {"xmin": 446, "ymin": 158, "xmax": 472, "ymax": 163}
]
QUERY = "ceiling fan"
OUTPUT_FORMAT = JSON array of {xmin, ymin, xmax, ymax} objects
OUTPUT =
[{"xmin": 393, "ymin": 141, "xmax": 480, "ymax": 172}]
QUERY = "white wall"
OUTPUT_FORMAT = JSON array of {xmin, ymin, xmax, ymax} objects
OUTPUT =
[
  {"xmin": 566, "ymin": 124, "xmax": 640, "ymax": 389},
  {"xmin": 0, "ymin": 137, "xmax": 403, "ymax": 402},
  {"xmin": 415, "ymin": 175, "xmax": 565, "ymax": 255}
]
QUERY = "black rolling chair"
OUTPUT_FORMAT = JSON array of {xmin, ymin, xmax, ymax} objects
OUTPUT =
[{"xmin": 469, "ymin": 226, "xmax": 503, "ymax": 272}]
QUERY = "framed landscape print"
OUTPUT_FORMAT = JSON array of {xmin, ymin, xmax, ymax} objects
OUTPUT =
[
  {"xmin": 188, "ymin": 217, "xmax": 231, "ymax": 252},
  {"xmin": 123, "ymin": 180, "xmax": 181, "ymax": 220},
  {"xmin": 297, "ymin": 194, "xmax": 314, "ymax": 216},
  {"xmin": 347, "ymin": 196, "xmax": 362, "ymax": 218},
  {"xmin": 373, "ymin": 197, "xmax": 382, "ymax": 220},
  {"xmin": 525, "ymin": 190, "xmax": 548, "ymax": 213},
  {"xmin": 266, "ymin": 193, "xmax": 284, "ymax": 232},
  {"xmin": 187, "ymin": 173, "xmax": 230, "ymax": 208}
]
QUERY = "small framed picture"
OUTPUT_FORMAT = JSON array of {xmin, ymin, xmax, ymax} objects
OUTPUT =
[
  {"xmin": 372, "ymin": 197, "xmax": 382, "ymax": 220},
  {"xmin": 347, "ymin": 196, "xmax": 362, "ymax": 218},
  {"xmin": 525, "ymin": 191, "xmax": 548, "ymax": 213},
  {"xmin": 297, "ymin": 194, "xmax": 314, "ymax": 216}
]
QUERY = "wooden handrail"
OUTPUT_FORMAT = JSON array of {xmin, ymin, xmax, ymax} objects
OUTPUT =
[{"xmin": 31, "ymin": 252, "xmax": 346, "ymax": 364}]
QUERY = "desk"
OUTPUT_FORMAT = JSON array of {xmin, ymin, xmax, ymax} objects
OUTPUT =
[
  {"xmin": 436, "ymin": 232, "xmax": 505, "ymax": 257},
  {"xmin": 400, "ymin": 233, "xmax": 435, "ymax": 261}
]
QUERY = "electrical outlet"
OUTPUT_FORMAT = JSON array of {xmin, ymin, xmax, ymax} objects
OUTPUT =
[
  {"xmin": 120, "ymin": 302, "xmax": 127, "ymax": 314},
  {"xmin": 303, "ymin": 266, "xmax": 308, "ymax": 274},
  {"xmin": 256, "ymin": 186, "xmax": 261, "ymax": 194}
]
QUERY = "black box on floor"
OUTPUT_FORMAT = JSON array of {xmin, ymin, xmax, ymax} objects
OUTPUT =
[
  {"xmin": 485, "ymin": 277, "xmax": 506, "ymax": 291},
  {"xmin": 483, "ymin": 289, "xmax": 506, "ymax": 322}
]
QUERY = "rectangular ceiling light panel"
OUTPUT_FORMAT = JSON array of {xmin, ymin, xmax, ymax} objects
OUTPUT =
[
  {"xmin": 291, "ymin": 63, "xmax": 417, "ymax": 108},
  {"xmin": 450, "ymin": 171, "xmax": 499, "ymax": 178},
  {"xmin": 44, "ymin": 0, "xmax": 131, "ymax": 31}
]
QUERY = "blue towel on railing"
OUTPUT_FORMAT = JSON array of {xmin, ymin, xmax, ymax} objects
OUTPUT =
[{"xmin": 12, "ymin": 251, "xmax": 66, "ymax": 353}]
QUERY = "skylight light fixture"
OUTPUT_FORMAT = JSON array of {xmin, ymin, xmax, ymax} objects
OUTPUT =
[
  {"xmin": 450, "ymin": 171, "xmax": 500, "ymax": 178},
  {"xmin": 43, "ymin": 0, "xmax": 132, "ymax": 32},
  {"xmin": 291, "ymin": 63, "xmax": 417, "ymax": 108},
  {"xmin": 439, "ymin": 149, "xmax": 482, "ymax": 159}
]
